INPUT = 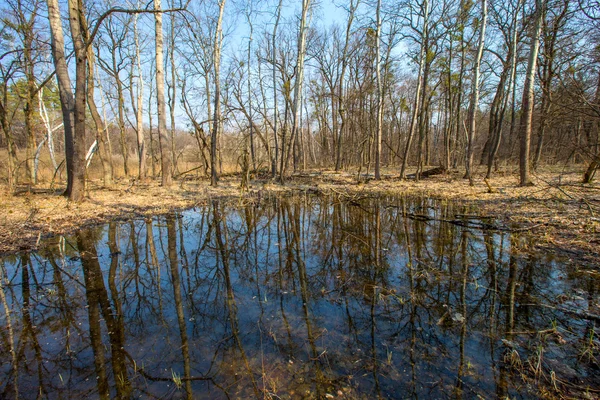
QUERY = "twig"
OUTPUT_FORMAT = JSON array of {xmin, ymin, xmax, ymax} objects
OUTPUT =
[
  {"xmin": 519, "ymin": 303, "xmax": 600, "ymax": 322},
  {"xmin": 124, "ymin": 350, "xmax": 214, "ymax": 382}
]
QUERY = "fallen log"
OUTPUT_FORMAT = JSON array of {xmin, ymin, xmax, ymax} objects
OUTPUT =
[{"xmin": 406, "ymin": 166, "xmax": 446, "ymax": 179}]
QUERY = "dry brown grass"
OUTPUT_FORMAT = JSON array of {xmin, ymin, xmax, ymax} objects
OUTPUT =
[{"xmin": 0, "ymin": 165, "xmax": 598, "ymax": 267}]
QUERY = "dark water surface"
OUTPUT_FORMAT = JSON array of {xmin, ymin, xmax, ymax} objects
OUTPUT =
[{"xmin": 0, "ymin": 194, "xmax": 598, "ymax": 399}]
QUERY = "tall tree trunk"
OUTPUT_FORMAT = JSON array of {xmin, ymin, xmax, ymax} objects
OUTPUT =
[
  {"xmin": 453, "ymin": 0, "xmax": 469, "ymax": 169},
  {"xmin": 486, "ymin": 0, "xmax": 521, "ymax": 179},
  {"xmin": 46, "ymin": 0, "xmax": 76, "ymax": 194},
  {"xmin": 47, "ymin": 0, "xmax": 82, "ymax": 200},
  {"xmin": 464, "ymin": 0, "xmax": 487, "ymax": 184},
  {"xmin": 14, "ymin": 0, "xmax": 40, "ymax": 184},
  {"xmin": 246, "ymin": 6, "xmax": 256, "ymax": 172},
  {"xmin": 114, "ymin": 54, "xmax": 129, "ymax": 177},
  {"xmin": 148, "ymin": 60, "xmax": 157, "ymax": 177},
  {"xmin": 374, "ymin": 0, "xmax": 383, "ymax": 180},
  {"xmin": 271, "ymin": 0, "xmax": 283, "ymax": 178},
  {"xmin": 281, "ymin": 0, "xmax": 311, "ymax": 182},
  {"xmin": 155, "ymin": 0, "xmax": 173, "ymax": 186},
  {"xmin": 0, "ymin": 98, "xmax": 18, "ymax": 190},
  {"xmin": 211, "ymin": 0, "xmax": 226, "ymax": 186},
  {"xmin": 400, "ymin": 0, "xmax": 429, "ymax": 179},
  {"xmin": 81, "ymin": 22, "xmax": 113, "ymax": 186},
  {"xmin": 519, "ymin": 0, "xmax": 544, "ymax": 186},
  {"xmin": 66, "ymin": 0, "xmax": 88, "ymax": 201},
  {"xmin": 533, "ymin": 0, "xmax": 569, "ymax": 169},
  {"xmin": 169, "ymin": 8, "xmax": 178, "ymax": 174},
  {"xmin": 335, "ymin": 0, "xmax": 359, "ymax": 172},
  {"xmin": 443, "ymin": 39, "xmax": 453, "ymax": 171},
  {"xmin": 133, "ymin": 13, "xmax": 147, "ymax": 180},
  {"xmin": 85, "ymin": 48, "xmax": 113, "ymax": 186},
  {"xmin": 583, "ymin": 70, "xmax": 600, "ymax": 183},
  {"xmin": 24, "ymin": 51, "xmax": 36, "ymax": 183}
]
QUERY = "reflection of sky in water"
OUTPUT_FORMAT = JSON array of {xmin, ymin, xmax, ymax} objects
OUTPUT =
[{"xmin": 0, "ymin": 194, "xmax": 597, "ymax": 399}]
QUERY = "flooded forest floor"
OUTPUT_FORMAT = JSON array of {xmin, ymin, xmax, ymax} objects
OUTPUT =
[{"xmin": 1, "ymin": 167, "xmax": 599, "ymax": 268}]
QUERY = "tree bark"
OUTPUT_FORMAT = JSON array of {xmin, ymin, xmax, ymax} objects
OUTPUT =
[
  {"xmin": 519, "ymin": 0, "xmax": 544, "ymax": 186},
  {"xmin": 46, "ymin": 0, "xmax": 79, "ymax": 199},
  {"xmin": 169, "ymin": 8, "xmax": 178, "ymax": 174},
  {"xmin": 374, "ymin": 0, "xmax": 383, "ymax": 180},
  {"xmin": 210, "ymin": 0, "xmax": 226, "ymax": 186},
  {"xmin": 271, "ymin": 0, "xmax": 283, "ymax": 178},
  {"xmin": 0, "ymin": 95, "xmax": 18, "ymax": 190},
  {"xmin": 486, "ymin": 0, "xmax": 521, "ymax": 179},
  {"xmin": 66, "ymin": 0, "xmax": 88, "ymax": 201},
  {"xmin": 533, "ymin": 0, "xmax": 569, "ymax": 169},
  {"xmin": 464, "ymin": 0, "xmax": 487, "ymax": 184},
  {"xmin": 281, "ymin": 0, "xmax": 311, "ymax": 182},
  {"xmin": 133, "ymin": 13, "xmax": 147, "ymax": 180},
  {"xmin": 400, "ymin": 0, "xmax": 429, "ymax": 179},
  {"xmin": 335, "ymin": 0, "xmax": 359, "ymax": 172},
  {"xmin": 155, "ymin": 0, "xmax": 173, "ymax": 186},
  {"xmin": 84, "ymin": 34, "xmax": 113, "ymax": 186}
]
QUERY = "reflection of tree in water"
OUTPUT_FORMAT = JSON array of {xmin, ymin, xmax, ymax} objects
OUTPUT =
[
  {"xmin": 0, "ymin": 194, "xmax": 598, "ymax": 398},
  {"xmin": 78, "ymin": 228, "xmax": 131, "ymax": 399}
]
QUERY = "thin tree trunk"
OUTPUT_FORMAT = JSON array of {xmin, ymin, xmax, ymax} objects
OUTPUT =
[
  {"xmin": 169, "ymin": 8, "xmax": 178, "ymax": 174},
  {"xmin": 97, "ymin": 72, "xmax": 115, "ymax": 177},
  {"xmin": 519, "ymin": 0, "xmax": 544, "ymax": 186},
  {"xmin": 155, "ymin": 0, "xmax": 173, "ymax": 186},
  {"xmin": 133, "ymin": 12, "xmax": 146, "ymax": 180},
  {"xmin": 211, "ymin": 0, "xmax": 226, "ymax": 186},
  {"xmin": 400, "ymin": 0, "xmax": 429, "ymax": 179},
  {"xmin": 84, "ymin": 37, "xmax": 112, "ymax": 186},
  {"xmin": 0, "ymin": 101, "xmax": 18, "ymax": 190},
  {"xmin": 533, "ymin": 1, "xmax": 568, "ymax": 169},
  {"xmin": 374, "ymin": 0, "xmax": 383, "ymax": 180},
  {"xmin": 464, "ymin": 0, "xmax": 487, "ymax": 184},
  {"xmin": 246, "ymin": 7, "xmax": 256, "ymax": 172},
  {"xmin": 486, "ymin": 0, "xmax": 521, "ymax": 179},
  {"xmin": 114, "ymin": 54, "xmax": 129, "ymax": 177},
  {"xmin": 148, "ymin": 60, "xmax": 157, "ymax": 177},
  {"xmin": 271, "ymin": 0, "xmax": 283, "ymax": 178},
  {"xmin": 335, "ymin": 0, "xmax": 359, "ymax": 171},
  {"xmin": 37, "ymin": 89, "xmax": 59, "ymax": 172},
  {"xmin": 282, "ymin": 0, "xmax": 311, "ymax": 182},
  {"xmin": 583, "ymin": 70, "xmax": 600, "ymax": 183},
  {"xmin": 46, "ymin": 0, "xmax": 76, "ymax": 196}
]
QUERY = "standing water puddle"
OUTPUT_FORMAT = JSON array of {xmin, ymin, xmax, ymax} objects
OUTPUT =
[{"xmin": 0, "ymin": 194, "xmax": 598, "ymax": 399}]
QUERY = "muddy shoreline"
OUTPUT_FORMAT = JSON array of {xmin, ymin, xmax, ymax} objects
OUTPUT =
[{"xmin": 1, "ymin": 170, "xmax": 598, "ymax": 268}]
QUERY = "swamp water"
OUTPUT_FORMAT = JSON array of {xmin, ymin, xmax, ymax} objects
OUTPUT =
[{"xmin": 0, "ymin": 194, "xmax": 598, "ymax": 399}]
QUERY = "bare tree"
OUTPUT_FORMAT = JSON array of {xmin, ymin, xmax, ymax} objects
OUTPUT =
[
  {"xmin": 335, "ymin": 0, "xmax": 360, "ymax": 171},
  {"xmin": 97, "ymin": 11, "xmax": 132, "ymax": 177},
  {"xmin": 46, "ymin": 0, "xmax": 80, "ymax": 200},
  {"xmin": 65, "ymin": 0, "xmax": 89, "ymax": 200},
  {"xmin": 374, "ymin": 0, "xmax": 383, "ymax": 179},
  {"xmin": 210, "ymin": 0, "xmax": 226, "ymax": 186},
  {"xmin": 271, "ymin": 0, "xmax": 283, "ymax": 178},
  {"xmin": 485, "ymin": 0, "xmax": 522, "ymax": 179},
  {"xmin": 85, "ymin": 32, "xmax": 113, "ymax": 186},
  {"xmin": 519, "ymin": 0, "xmax": 545, "ymax": 186},
  {"xmin": 0, "ymin": 49, "xmax": 20, "ymax": 190},
  {"xmin": 155, "ymin": 0, "xmax": 173, "ymax": 186},
  {"xmin": 282, "ymin": 0, "xmax": 312, "ymax": 181},
  {"xmin": 13, "ymin": 0, "xmax": 42, "ymax": 183},
  {"xmin": 464, "ymin": 0, "xmax": 487, "ymax": 184},
  {"xmin": 532, "ymin": 0, "xmax": 571, "ymax": 169},
  {"xmin": 132, "ymin": 10, "xmax": 146, "ymax": 180},
  {"xmin": 400, "ymin": 0, "xmax": 429, "ymax": 179}
]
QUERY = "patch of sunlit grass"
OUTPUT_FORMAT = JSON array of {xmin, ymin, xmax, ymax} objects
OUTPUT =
[
  {"xmin": 579, "ymin": 327, "xmax": 598, "ymax": 363},
  {"xmin": 171, "ymin": 370, "xmax": 182, "ymax": 389}
]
